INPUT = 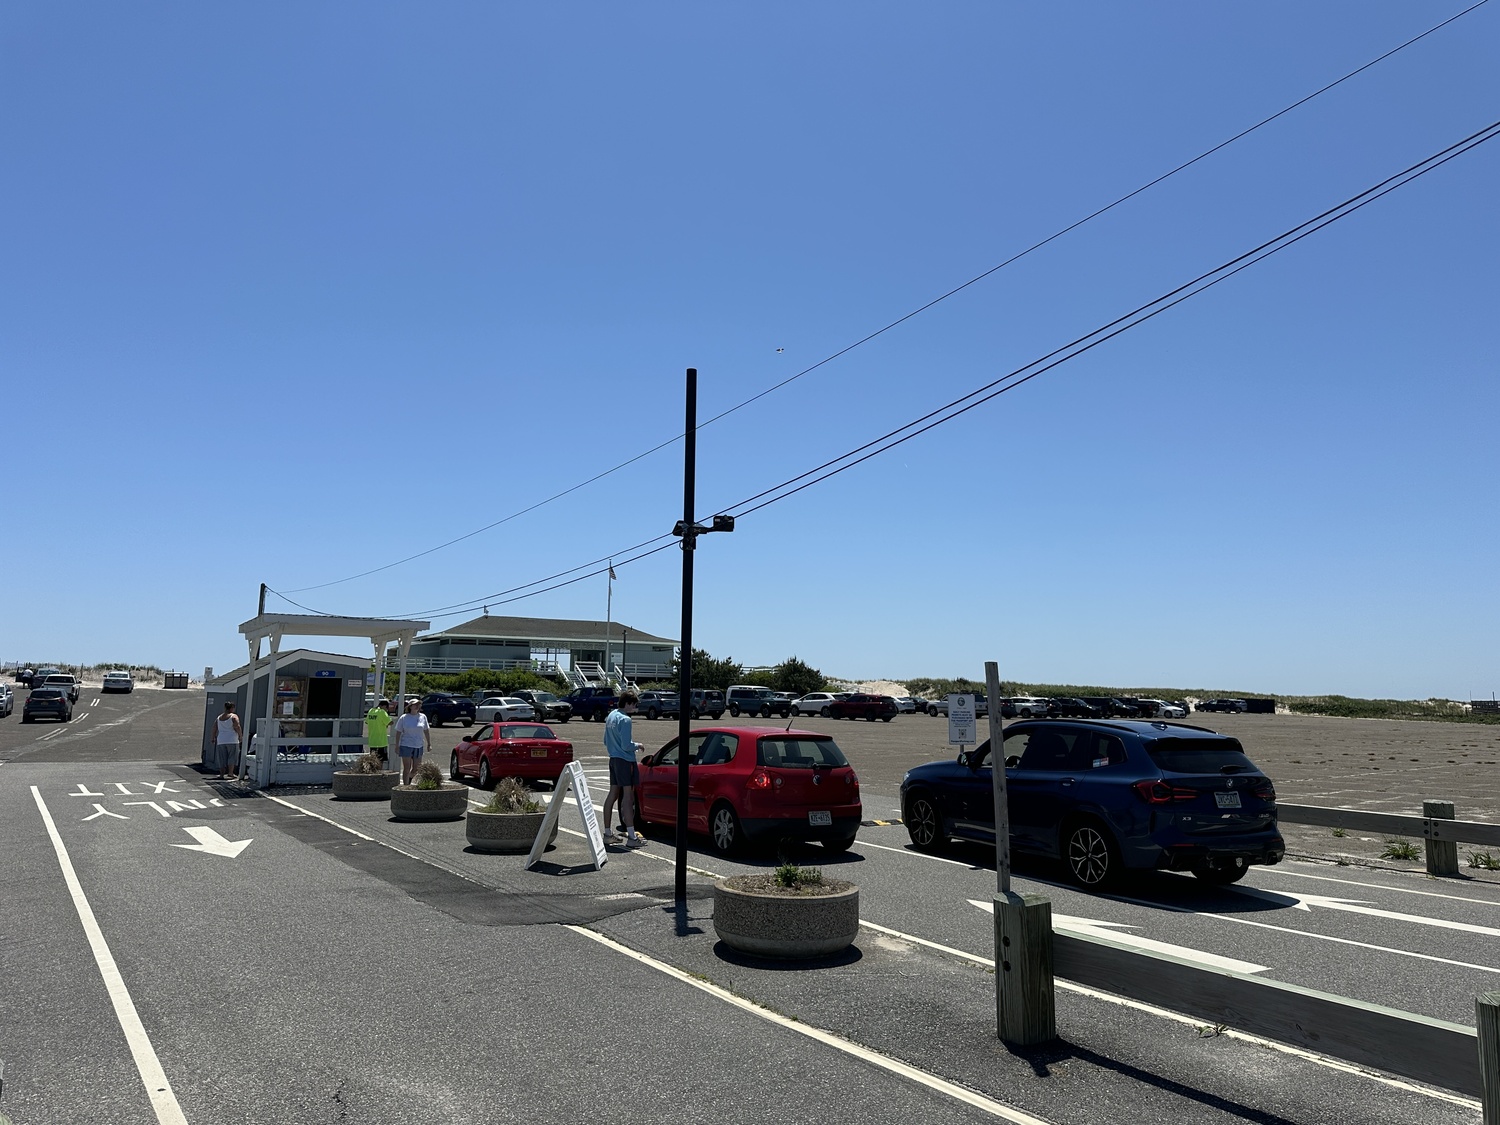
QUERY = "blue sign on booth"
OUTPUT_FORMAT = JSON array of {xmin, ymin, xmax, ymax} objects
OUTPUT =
[{"xmin": 312, "ymin": 670, "xmax": 339, "ymax": 678}]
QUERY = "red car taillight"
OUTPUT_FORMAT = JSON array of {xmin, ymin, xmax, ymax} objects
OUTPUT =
[
  {"xmin": 846, "ymin": 771, "xmax": 859, "ymax": 788},
  {"xmin": 1133, "ymin": 780, "xmax": 1197, "ymax": 804},
  {"xmin": 747, "ymin": 769, "xmax": 772, "ymax": 790}
]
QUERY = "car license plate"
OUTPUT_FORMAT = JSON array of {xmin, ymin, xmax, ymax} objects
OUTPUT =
[
  {"xmin": 1214, "ymin": 792, "xmax": 1242, "ymax": 809},
  {"xmin": 531, "ymin": 749, "xmax": 548, "ymax": 758},
  {"xmin": 809, "ymin": 811, "xmax": 832, "ymax": 826}
]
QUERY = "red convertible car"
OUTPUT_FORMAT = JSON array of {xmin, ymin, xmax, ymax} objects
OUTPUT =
[
  {"xmin": 634, "ymin": 726, "xmax": 861, "ymax": 854},
  {"xmin": 449, "ymin": 722, "xmax": 573, "ymax": 788}
]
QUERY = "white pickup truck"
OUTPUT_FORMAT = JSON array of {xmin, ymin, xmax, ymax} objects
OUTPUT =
[{"xmin": 42, "ymin": 673, "xmax": 81, "ymax": 703}]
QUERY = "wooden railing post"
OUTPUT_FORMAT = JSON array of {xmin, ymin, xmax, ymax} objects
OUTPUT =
[
  {"xmin": 1479, "ymin": 992, "xmax": 1500, "ymax": 1125},
  {"xmin": 1425, "ymin": 800, "xmax": 1460, "ymax": 876},
  {"xmin": 995, "ymin": 892, "xmax": 1055, "ymax": 1045}
]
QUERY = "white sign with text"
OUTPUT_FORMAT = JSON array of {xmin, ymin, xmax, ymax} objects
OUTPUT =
[
  {"xmin": 526, "ymin": 760, "xmax": 607, "ymax": 870},
  {"xmin": 948, "ymin": 693, "xmax": 976, "ymax": 745}
]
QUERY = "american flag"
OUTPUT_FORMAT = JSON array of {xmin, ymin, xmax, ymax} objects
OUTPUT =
[{"xmin": 608, "ymin": 564, "xmax": 617, "ymax": 581}]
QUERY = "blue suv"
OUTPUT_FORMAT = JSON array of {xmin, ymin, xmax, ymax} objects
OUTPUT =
[
  {"xmin": 420, "ymin": 692, "xmax": 476, "ymax": 728},
  {"xmin": 900, "ymin": 719, "xmax": 1283, "ymax": 889}
]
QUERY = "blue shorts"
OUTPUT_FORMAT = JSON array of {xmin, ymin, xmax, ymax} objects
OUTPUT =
[
  {"xmin": 608, "ymin": 757, "xmax": 639, "ymax": 788},
  {"xmin": 398, "ymin": 744, "xmax": 424, "ymax": 759}
]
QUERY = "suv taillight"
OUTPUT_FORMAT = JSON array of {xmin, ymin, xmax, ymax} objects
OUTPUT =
[
  {"xmin": 1133, "ymin": 780, "xmax": 1197, "ymax": 804},
  {"xmin": 1252, "ymin": 780, "xmax": 1276, "ymax": 801}
]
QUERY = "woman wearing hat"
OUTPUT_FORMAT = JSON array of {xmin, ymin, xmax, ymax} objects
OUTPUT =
[{"xmin": 391, "ymin": 698, "xmax": 431, "ymax": 784}]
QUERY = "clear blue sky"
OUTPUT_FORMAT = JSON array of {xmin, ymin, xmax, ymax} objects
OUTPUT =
[{"xmin": 4, "ymin": 2, "xmax": 1496, "ymax": 699}]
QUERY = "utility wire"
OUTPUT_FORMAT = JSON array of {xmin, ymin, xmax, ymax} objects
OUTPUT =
[
  {"xmin": 268, "ymin": 539, "xmax": 680, "ymax": 623},
  {"xmin": 276, "ymin": 0, "xmax": 1488, "ymax": 597},
  {"xmin": 713, "ymin": 120, "xmax": 1500, "ymax": 521},
  {"xmin": 267, "ymin": 532, "xmax": 675, "ymax": 620},
  {"xmin": 386, "ymin": 533, "xmax": 677, "ymax": 619},
  {"xmin": 272, "ymin": 117, "xmax": 1500, "ymax": 625}
]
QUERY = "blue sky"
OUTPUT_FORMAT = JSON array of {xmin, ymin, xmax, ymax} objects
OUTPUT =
[{"xmin": 3, "ymin": 2, "xmax": 1496, "ymax": 699}]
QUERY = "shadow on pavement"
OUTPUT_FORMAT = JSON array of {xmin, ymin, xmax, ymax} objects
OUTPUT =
[
  {"xmin": 1006, "ymin": 1038, "xmax": 1305, "ymax": 1125},
  {"xmin": 712, "ymin": 940, "xmax": 864, "ymax": 971}
]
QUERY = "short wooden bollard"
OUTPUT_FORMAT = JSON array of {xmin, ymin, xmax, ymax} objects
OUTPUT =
[
  {"xmin": 1478, "ymin": 992, "xmax": 1500, "ymax": 1125},
  {"xmin": 994, "ymin": 892, "xmax": 1056, "ymax": 1046},
  {"xmin": 1425, "ymin": 800, "xmax": 1460, "ymax": 877}
]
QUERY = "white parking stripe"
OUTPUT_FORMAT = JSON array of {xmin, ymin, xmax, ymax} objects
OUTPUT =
[
  {"xmin": 857, "ymin": 839, "xmax": 1500, "ymax": 974},
  {"xmin": 1261, "ymin": 865, "xmax": 1500, "ymax": 907},
  {"xmin": 566, "ymin": 924, "xmax": 1056, "ymax": 1124},
  {"xmin": 855, "ymin": 919, "xmax": 1478, "ymax": 1109},
  {"xmin": 30, "ymin": 787, "xmax": 189, "ymax": 1125}
]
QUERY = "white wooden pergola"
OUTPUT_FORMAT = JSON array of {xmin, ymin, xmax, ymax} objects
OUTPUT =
[{"xmin": 237, "ymin": 612, "xmax": 429, "ymax": 786}]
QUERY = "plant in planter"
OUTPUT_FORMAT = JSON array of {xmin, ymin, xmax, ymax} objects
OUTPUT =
[
  {"xmin": 464, "ymin": 776, "xmax": 558, "ymax": 854},
  {"xmin": 390, "ymin": 760, "xmax": 470, "ymax": 822},
  {"xmin": 713, "ymin": 863, "xmax": 859, "ymax": 960},
  {"xmin": 331, "ymin": 749, "xmax": 400, "ymax": 801}
]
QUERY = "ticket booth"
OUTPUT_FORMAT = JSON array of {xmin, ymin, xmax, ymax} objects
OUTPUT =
[
  {"xmin": 227, "ymin": 613, "xmax": 430, "ymax": 788},
  {"xmin": 203, "ymin": 650, "xmax": 373, "ymax": 783}
]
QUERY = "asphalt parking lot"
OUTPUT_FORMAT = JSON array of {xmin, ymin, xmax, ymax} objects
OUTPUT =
[{"xmin": 4, "ymin": 687, "xmax": 1498, "ymax": 1124}]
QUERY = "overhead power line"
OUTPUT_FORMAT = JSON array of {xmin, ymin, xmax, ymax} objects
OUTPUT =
[
  {"xmin": 714, "ymin": 120, "xmax": 1500, "ymax": 522},
  {"xmin": 270, "ymin": 116, "xmax": 1500, "ymax": 625},
  {"xmin": 275, "ymin": 0, "xmax": 1490, "ymax": 597}
]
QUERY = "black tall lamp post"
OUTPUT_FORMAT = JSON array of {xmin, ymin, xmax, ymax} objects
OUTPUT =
[{"xmin": 673, "ymin": 367, "xmax": 734, "ymax": 903}]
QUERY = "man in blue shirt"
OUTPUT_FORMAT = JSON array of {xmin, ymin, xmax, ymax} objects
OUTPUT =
[{"xmin": 600, "ymin": 692, "xmax": 645, "ymax": 847}]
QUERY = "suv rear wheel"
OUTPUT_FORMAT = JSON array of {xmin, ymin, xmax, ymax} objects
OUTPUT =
[{"xmin": 1063, "ymin": 819, "xmax": 1121, "ymax": 890}]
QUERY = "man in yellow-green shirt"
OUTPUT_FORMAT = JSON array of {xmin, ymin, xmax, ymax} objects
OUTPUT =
[{"xmin": 365, "ymin": 700, "xmax": 393, "ymax": 767}]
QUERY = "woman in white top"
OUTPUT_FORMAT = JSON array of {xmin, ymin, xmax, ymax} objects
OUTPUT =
[{"xmin": 391, "ymin": 698, "xmax": 431, "ymax": 784}]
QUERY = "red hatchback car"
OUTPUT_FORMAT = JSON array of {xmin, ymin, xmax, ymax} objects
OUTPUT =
[
  {"xmin": 634, "ymin": 726, "xmax": 861, "ymax": 854},
  {"xmin": 450, "ymin": 722, "xmax": 573, "ymax": 788}
]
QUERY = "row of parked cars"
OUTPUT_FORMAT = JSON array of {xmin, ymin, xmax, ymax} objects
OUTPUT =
[
  {"xmin": 7, "ymin": 668, "xmax": 87, "ymax": 723},
  {"xmin": 404, "ymin": 683, "xmax": 1229, "ymax": 732},
  {"xmin": 432, "ymin": 704, "xmax": 1285, "ymax": 888}
]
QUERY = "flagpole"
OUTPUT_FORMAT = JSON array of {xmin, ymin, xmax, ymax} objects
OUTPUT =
[{"xmin": 605, "ymin": 561, "xmax": 613, "ymax": 684}]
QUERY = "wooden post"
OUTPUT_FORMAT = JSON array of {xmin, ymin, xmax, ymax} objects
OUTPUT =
[
  {"xmin": 260, "ymin": 635, "xmax": 281, "ymax": 787},
  {"xmin": 985, "ymin": 661, "xmax": 1011, "ymax": 895},
  {"xmin": 1478, "ymin": 991, "xmax": 1500, "ymax": 1125},
  {"xmin": 1424, "ymin": 800, "xmax": 1459, "ymax": 877},
  {"xmin": 994, "ymin": 892, "xmax": 1056, "ymax": 1045}
]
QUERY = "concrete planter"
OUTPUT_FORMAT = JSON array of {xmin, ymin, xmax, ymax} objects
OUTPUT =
[
  {"xmin": 713, "ymin": 876, "xmax": 859, "ymax": 960},
  {"xmin": 390, "ymin": 782, "xmax": 470, "ymax": 822},
  {"xmin": 331, "ymin": 770, "xmax": 399, "ymax": 801},
  {"xmin": 465, "ymin": 809, "xmax": 557, "ymax": 854}
]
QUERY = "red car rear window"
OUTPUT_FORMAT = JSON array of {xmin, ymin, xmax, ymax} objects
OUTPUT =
[
  {"xmin": 499, "ymin": 724, "xmax": 555, "ymax": 739},
  {"xmin": 757, "ymin": 737, "xmax": 848, "ymax": 768}
]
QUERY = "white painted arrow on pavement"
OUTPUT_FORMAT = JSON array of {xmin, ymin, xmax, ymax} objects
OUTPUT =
[
  {"xmin": 1230, "ymin": 886, "xmax": 1500, "ymax": 938},
  {"xmin": 968, "ymin": 899, "xmax": 1268, "ymax": 974},
  {"xmin": 171, "ymin": 826, "xmax": 252, "ymax": 858}
]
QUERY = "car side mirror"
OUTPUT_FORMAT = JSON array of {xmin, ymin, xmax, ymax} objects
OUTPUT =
[
  {"xmin": 462, "ymin": 735, "xmax": 473, "ymax": 743},
  {"xmin": 1005, "ymin": 755, "xmax": 1021, "ymax": 768}
]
